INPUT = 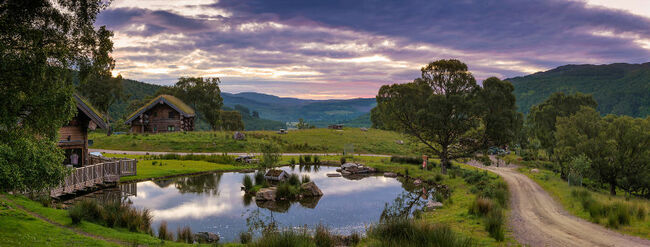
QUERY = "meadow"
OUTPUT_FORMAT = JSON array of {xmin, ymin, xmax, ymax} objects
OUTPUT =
[{"xmin": 90, "ymin": 128, "xmax": 417, "ymax": 155}]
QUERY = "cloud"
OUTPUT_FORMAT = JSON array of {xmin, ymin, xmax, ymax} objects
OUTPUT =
[{"xmin": 97, "ymin": 0, "xmax": 650, "ymax": 98}]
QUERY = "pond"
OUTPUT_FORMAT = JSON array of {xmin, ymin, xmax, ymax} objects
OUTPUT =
[{"xmin": 77, "ymin": 165, "xmax": 432, "ymax": 242}]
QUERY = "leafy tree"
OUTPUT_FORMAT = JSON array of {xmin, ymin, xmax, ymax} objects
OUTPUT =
[
  {"xmin": 160, "ymin": 77, "xmax": 223, "ymax": 130},
  {"xmin": 528, "ymin": 92, "xmax": 597, "ymax": 164},
  {"xmin": 555, "ymin": 107, "xmax": 650, "ymax": 196},
  {"xmin": 375, "ymin": 59, "xmax": 483, "ymax": 174},
  {"xmin": 370, "ymin": 107, "xmax": 385, "ymax": 129},
  {"xmin": 480, "ymin": 77, "xmax": 522, "ymax": 148},
  {"xmin": 0, "ymin": 0, "xmax": 113, "ymax": 192},
  {"xmin": 296, "ymin": 118, "xmax": 314, "ymax": 129},
  {"xmin": 220, "ymin": 110, "xmax": 244, "ymax": 131},
  {"xmin": 260, "ymin": 142, "xmax": 281, "ymax": 169}
]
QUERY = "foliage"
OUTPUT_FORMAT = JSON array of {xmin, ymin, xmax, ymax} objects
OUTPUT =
[
  {"xmin": 254, "ymin": 171, "xmax": 266, "ymax": 185},
  {"xmin": 509, "ymin": 63, "xmax": 650, "ymax": 118},
  {"xmin": 243, "ymin": 175, "xmax": 254, "ymax": 190},
  {"xmin": 555, "ymin": 106, "xmax": 650, "ymax": 196},
  {"xmin": 239, "ymin": 231, "xmax": 252, "ymax": 244},
  {"xmin": 375, "ymin": 59, "xmax": 519, "ymax": 174},
  {"xmin": 220, "ymin": 110, "xmax": 245, "ymax": 131},
  {"xmin": 67, "ymin": 199, "xmax": 152, "ymax": 233},
  {"xmin": 367, "ymin": 218, "xmax": 474, "ymax": 247},
  {"xmin": 339, "ymin": 156, "xmax": 346, "ymax": 164},
  {"xmin": 390, "ymin": 156, "xmax": 423, "ymax": 165},
  {"xmin": 260, "ymin": 142, "xmax": 281, "ymax": 168},
  {"xmin": 176, "ymin": 226, "xmax": 193, "ymax": 243},
  {"xmin": 296, "ymin": 118, "xmax": 315, "ymax": 129},
  {"xmin": 527, "ymin": 92, "xmax": 597, "ymax": 163},
  {"xmin": 159, "ymin": 77, "xmax": 223, "ymax": 130},
  {"xmin": 301, "ymin": 175, "xmax": 311, "ymax": 184},
  {"xmin": 287, "ymin": 173, "xmax": 300, "ymax": 186},
  {"xmin": 157, "ymin": 221, "xmax": 174, "ymax": 241},
  {"xmin": 480, "ymin": 77, "xmax": 523, "ymax": 148},
  {"xmin": 0, "ymin": 0, "xmax": 114, "ymax": 192}
]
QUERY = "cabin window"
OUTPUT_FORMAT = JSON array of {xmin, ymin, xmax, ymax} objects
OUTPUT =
[
  {"xmin": 168, "ymin": 111, "xmax": 177, "ymax": 119},
  {"xmin": 168, "ymin": 125, "xmax": 175, "ymax": 131}
]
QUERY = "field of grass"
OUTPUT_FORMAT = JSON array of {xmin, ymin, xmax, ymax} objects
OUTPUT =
[
  {"xmin": 90, "ymin": 128, "xmax": 418, "ymax": 155},
  {"xmin": 517, "ymin": 165, "xmax": 650, "ymax": 239}
]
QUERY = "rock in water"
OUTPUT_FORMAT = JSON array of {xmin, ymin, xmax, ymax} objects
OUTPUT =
[
  {"xmin": 255, "ymin": 187, "xmax": 277, "ymax": 201},
  {"xmin": 194, "ymin": 232, "xmax": 219, "ymax": 243},
  {"xmin": 384, "ymin": 172, "xmax": 398, "ymax": 178},
  {"xmin": 301, "ymin": 181, "xmax": 323, "ymax": 196},
  {"xmin": 327, "ymin": 173, "xmax": 342, "ymax": 177}
]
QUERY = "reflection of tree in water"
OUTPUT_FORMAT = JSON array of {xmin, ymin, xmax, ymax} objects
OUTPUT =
[
  {"xmin": 244, "ymin": 208, "xmax": 279, "ymax": 236},
  {"xmin": 380, "ymin": 183, "xmax": 434, "ymax": 221},
  {"xmin": 173, "ymin": 173, "xmax": 223, "ymax": 195}
]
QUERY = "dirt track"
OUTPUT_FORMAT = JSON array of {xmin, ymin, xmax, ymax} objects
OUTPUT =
[{"xmin": 469, "ymin": 162, "xmax": 650, "ymax": 247}]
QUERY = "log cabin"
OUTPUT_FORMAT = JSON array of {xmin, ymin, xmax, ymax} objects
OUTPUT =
[
  {"xmin": 125, "ymin": 94, "xmax": 195, "ymax": 133},
  {"xmin": 58, "ymin": 94, "xmax": 108, "ymax": 167}
]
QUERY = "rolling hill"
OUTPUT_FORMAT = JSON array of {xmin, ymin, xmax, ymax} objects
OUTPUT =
[{"xmin": 507, "ymin": 63, "xmax": 650, "ymax": 117}]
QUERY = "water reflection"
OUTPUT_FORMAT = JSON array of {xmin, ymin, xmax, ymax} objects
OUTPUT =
[{"xmin": 81, "ymin": 166, "xmax": 418, "ymax": 242}]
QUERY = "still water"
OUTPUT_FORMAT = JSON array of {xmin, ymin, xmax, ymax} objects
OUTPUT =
[{"xmin": 88, "ymin": 165, "xmax": 426, "ymax": 242}]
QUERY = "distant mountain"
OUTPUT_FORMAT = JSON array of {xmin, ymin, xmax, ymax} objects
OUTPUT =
[
  {"xmin": 108, "ymin": 79, "xmax": 375, "ymax": 129},
  {"xmin": 508, "ymin": 63, "xmax": 650, "ymax": 117}
]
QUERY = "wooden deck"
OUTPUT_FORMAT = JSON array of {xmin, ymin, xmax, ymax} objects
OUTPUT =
[{"xmin": 51, "ymin": 159, "xmax": 137, "ymax": 197}]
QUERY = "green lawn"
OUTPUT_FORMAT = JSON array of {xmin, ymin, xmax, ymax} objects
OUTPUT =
[
  {"xmin": 0, "ymin": 197, "xmax": 118, "ymax": 247},
  {"xmin": 517, "ymin": 164, "xmax": 650, "ymax": 239},
  {"xmin": 90, "ymin": 128, "xmax": 417, "ymax": 155}
]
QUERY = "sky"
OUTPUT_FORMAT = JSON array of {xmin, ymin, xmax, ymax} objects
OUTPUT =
[{"xmin": 96, "ymin": 0, "xmax": 650, "ymax": 99}]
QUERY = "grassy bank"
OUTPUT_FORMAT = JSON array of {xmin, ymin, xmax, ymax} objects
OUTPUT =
[
  {"xmin": 517, "ymin": 164, "xmax": 650, "ymax": 239},
  {"xmin": 90, "ymin": 128, "xmax": 417, "ymax": 155}
]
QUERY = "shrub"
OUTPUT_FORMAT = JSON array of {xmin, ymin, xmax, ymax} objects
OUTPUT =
[
  {"xmin": 304, "ymin": 155, "xmax": 312, "ymax": 164},
  {"xmin": 434, "ymin": 174, "xmax": 443, "ymax": 182},
  {"xmin": 276, "ymin": 182, "xmax": 299, "ymax": 200},
  {"xmin": 299, "ymin": 155, "xmax": 305, "ymax": 164},
  {"xmin": 301, "ymin": 175, "xmax": 311, "ymax": 184},
  {"xmin": 243, "ymin": 175, "xmax": 253, "ymax": 191},
  {"xmin": 469, "ymin": 197, "xmax": 494, "ymax": 216},
  {"xmin": 239, "ymin": 231, "xmax": 252, "ymax": 244},
  {"xmin": 390, "ymin": 156, "xmax": 423, "ymax": 165},
  {"xmin": 340, "ymin": 156, "xmax": 346, "ymax": 164},
  {"xmin": 177, "ymin": 226, "xmax": 193, "ymax": 243},
  {"xmin": 70, "ymin": 199, "xmax": 104, "ymax": 224},
  {"xmin": 68, "ymin": 205, "xmax": 84, "ymax": 224},
  {"xmin": 313, "ymin": 155, "xmax": 320, "ymax": 164},
  {"xmin": 251, "ymin": 230, "xmax": 313, "ymax": 247},
  {"xmin": 486, "ymin": 208, "xmax": 505, "ymax": 241},
  {"xmin": 314, "ymin": 224, "xmax": 334, "ymax": 247},
  {"xmin": 368, "ymin": 218, "xmax": 473, "ymax": 247},
  {"xmin": 289, "ymin": 158, "xmax": 296, "ymax": 165},
  {"xmin": 288, "ymin": 173, "xmax": 300, "ymax": 186},
  {"xmin": 255, "ymin": 171, "xmax": 265, "ymax": 185},
  {"xmin": 158, "ymin": 221, "xmax": 174, "ymax": 240}
]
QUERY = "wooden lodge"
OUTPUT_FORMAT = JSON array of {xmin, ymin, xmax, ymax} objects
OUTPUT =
[
  {"xmin": 125, "ymin": 94, "xmax": 195, "ymax": 133},
  {"xmin": 52, "ymin": 94, "xmax": 137, "ymax": 197},
  {"xmin": 58, "ymin": 94, "xmax": 109, "ymax": 167},
  {"xmin": 264, "ymin": 169, "xmax": 289, "ymax": 181},
  {"xmin": 328, "ymin": 124, "xmax": 344, "ymax": 130}
]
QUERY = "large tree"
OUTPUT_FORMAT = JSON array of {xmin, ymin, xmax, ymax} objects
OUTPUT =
[
  {"xmin": 479, "ymin": 77, "xmax": 522, "ymax": 148},
  {"xmin": 160, "ymin": 77, "xmax": 224, "ymax": 130},
  {"xmin": 0, "ymin": 0, "xmax": 114, "ymax": 192},
  {"xmin": 375, "ymin": 59, "xmax": 483, "ymax": 174},
  {"xmin": 220, "ymin": 110, "xmax": 245, "ymax": 131},
  {"xmin": 527, "ymin": 92, "xmax": 597, "ymax": 161}
]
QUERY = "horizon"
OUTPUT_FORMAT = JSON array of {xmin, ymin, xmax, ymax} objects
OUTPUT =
[{"xmin": 98, "ymin": 0, "xmax": 650, "ymax": 99}]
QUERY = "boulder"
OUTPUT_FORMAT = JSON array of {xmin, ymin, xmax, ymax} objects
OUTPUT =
[
  {"xmin": 341, "ymin": 170, "xmax": 352, "ymax": 176},
  {"xmin": 360, "ymin": 127, "xmax": 368, "ymax": 132},
  {"xmin": 233, "ymin": 131, "xmax": 246, "ymax": 140},
  {"xmin": 341, "ymin": 163, "xmax": 358, "ymax": 169},
  {"xmin": 413, "ymin": 179, "xmax": 422, "ymax": 186},
  {"xmin": 336, "ymin": 168, "xmax": 342, "ymax": 172},
  {"xmin": 327, "ymin": 173, "xmax": 342, "ymax": 177},
  {"xmin": 301, "ymin": 181, "xmax": 323, "ymax": 196},
  {"xmin": 384, "ymin": 172, "xmax": 398, "ymax": 178},
  {"xmin": 255, "ymin": 187, "xmax": 277, "ymax": 201},
  {"xmin": 194, "ymin": 232, "xmax": 220, "ymax": 243},
  {"xmin": 531, "ymin": 168, "xmax": 539, "ymax": 173}
]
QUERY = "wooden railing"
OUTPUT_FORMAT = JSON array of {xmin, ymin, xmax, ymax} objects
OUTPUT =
[{"xmin": 51, "ymin": 159, "xmax": 137, "ymax": 197}]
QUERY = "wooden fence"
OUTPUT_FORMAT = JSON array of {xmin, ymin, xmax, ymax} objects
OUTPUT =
[{"xmin": 51, "ymin": 159, "xmax": 137, "ymax": 197}]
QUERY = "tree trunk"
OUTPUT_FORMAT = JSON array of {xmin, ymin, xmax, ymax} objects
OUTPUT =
[
  {"xmin": 610, "ymin": 182, "xmax": 617, "ymax": 196},
  {"xmin": 441, "ymin": 146, "xmax": 448, "ymax": 174}
]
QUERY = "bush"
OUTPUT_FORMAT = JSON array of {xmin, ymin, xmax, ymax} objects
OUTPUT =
[
  {"xmin": 240, "ymin": 231, "xmax": 252, "ymax": 244},
  {"xmin": 340, "ymin": 156, "xmax": 346, "ymax": 164},
  {"xmin": 368, "ymin": 218, "xmax": 473, "ymax": 247},
  {"xmin": 301, "ymin": 175, "xmax": 311, "ymax": 184},
  {"xmin": 304, "ymin": 155, "xmax": 312, "ymax": 164},
  {"xmin": 288, "ymin": 173, "xmax": 300, "ymax": 186},
  {"xmin": 299, "ymin": 155, "xmax": 305, "ymax": 164},
  {"xmin": 177, "ymin": 226, "xmax": 193, "ymax": 243},
  {"xmin": 243, "ymin": 175, "xmax": 254, "ymax": 191},
  {"xmin": 485, "ymin": 208, "xmax": 505, "ymax": 241},
  {"xmin": 289, "ymin": 158, "xmax": 296, "ymax": 165},
  {"xmin": 469, "ymin": 197, "xmax": 494, "ymax": 216},
  {"xmin": 313, "ymin": 155, "xmax": 320, "ymax": 164},
  {"xmin": 390, "ymin": 156, "xmax": 423, "ymax": 165},
  {"xmin": 158, "ymin": 221, "xmax": 174, "ymax": 240},
  {"xmin": 68, "ymin": 205, "xmax": 84, "ymax": 225},
  {"xmin": 255, "ymin": 171, "xmax": 265, "ymax": 185},
  {"xmin": 276, "ymin": 182, "xmax": 300, "ymax": 200},
  {"xmin": 434, "ymin": 174, "xmax": 443, "ymax": 182}
]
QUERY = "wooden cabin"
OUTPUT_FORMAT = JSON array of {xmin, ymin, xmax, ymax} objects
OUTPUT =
[
  {"xmin": 58, "ymin": 94, "xmax": 108, "ymax": 167},
  {"xmin": 265, "ymin": 169, "xmax": 289, "ymax": 181},
  {"xmin": 125, "ymin": 95, "xmax": 195, "ymax": 133},
  {"xmin": 328, "ymin": 124, "xmax": 344, "ymax": 130}
]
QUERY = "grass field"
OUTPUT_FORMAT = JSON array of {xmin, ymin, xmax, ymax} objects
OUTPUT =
[
  {"xmin": 514, "ymin": 162, "xmax": 650, "ymax": 239},
  {"xmin": 90, "ymin": 128, "xmax": 418, "ymax": 155}
]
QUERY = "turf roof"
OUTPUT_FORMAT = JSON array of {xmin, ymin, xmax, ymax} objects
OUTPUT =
[{"xmin": 125, "ymin": 94, "xmax": 195, "ymax": 123}]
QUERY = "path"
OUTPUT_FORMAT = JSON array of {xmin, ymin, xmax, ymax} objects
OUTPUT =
[
  {"xmin": 468, "ymin": 161, "xmax": 650, "ymax": 247},
  {"xmin": 90, "ymin": 149, "xmax": 392, "ymax": 157}
]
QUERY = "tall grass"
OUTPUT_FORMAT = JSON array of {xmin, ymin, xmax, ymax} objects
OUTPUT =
[
  {"xmin": 243, "ymin": 175, "xmax": 253, "ymax": 190},
  {"xmin": 251, "ymin": 230, "xmax": 313, "ymax": 247},
  {"xmin": 158, "ymin": 221, "xmax": 174, "ymax": 240},
  {"xmin": 67, "ymin": 199, "xmax": 152, "ymax": 233},
  {"xmin": 288, "ymin": 173, "xmax": 301, "ymax": 186},
  {"xmin": 571, "ymin": 189, "xmax": 642, "ymax": 228},
  {"xmin": 177, "ymin": 226, "xmax": 193, "ymax": 243},
  {"xmin": 301, "ymin": 175, "xmax": 311, "ymax": 184},
  {"xmin": 367, "ymin": 218, "xmax": 474, "ymax": 247}
]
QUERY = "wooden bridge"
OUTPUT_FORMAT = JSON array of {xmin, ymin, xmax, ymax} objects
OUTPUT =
[{"xmin": 51, "ymin": 159, "xmax": 137, "ymax": 197}]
